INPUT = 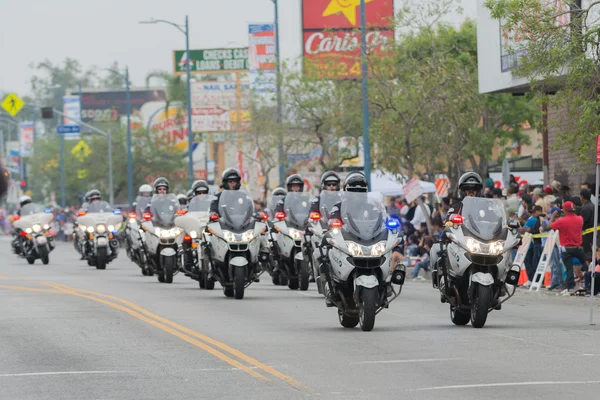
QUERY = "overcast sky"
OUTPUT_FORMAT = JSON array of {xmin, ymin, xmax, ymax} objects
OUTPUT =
[{"xmin": 0, "ymin": 0, "xmax": 476, "ymax": 96}]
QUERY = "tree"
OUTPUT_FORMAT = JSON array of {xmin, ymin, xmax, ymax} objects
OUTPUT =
[
  {"xmin": 281, "ymin": 63, "xmax": 363, "ymax": 171},
  {"xmin": 484, "ymin": 0, "xmax": 599, "ymax": 164},
  {"xmin": 369, "ymin": 0, "xmax": 537, "ymax": 188}
]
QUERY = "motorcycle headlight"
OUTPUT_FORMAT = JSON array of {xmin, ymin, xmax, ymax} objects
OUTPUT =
[
  {"xmin": 154, "ymin": 227, "xmax": 162, "ymax": 236},
  {"xmin": 79, "ymin": 224, "xmax": 86, "ymax": 231},
  {"xmin": 370, "ymin": 241, "xmax": 387, "ymax": 257},
  {"xmin": 466, "ymin": 238, "xmax": 481, "ymax": 254},
  {"xmin": 223, "ymin": 230, "xmax": 235, "ymax": 242},
  {"xmin": 108, "ymin": 225, "xmax": 115, "ymax": 232},
  {"xmin": 87, "ymin": 226, "xmax": 95, "ymax": 233},
  {"xmin": 288, "ymin": 228, "xmax": 303, "ymax": 240},
  {"xmin": 242, "ymin": 230, "xmax": 254, "ymax": 242},
  {"xmin": 26, "ymin": 228, "xmax": 33, "ymax": 234},
  {"xmin": 160, "ymin": 228, "xmax": 182, "ymax": 238},
  {"xmin": 346, "ymin": 241, "xmax": 363, "ymax": 257},
  {"xmin": 190, "ymin": 230, "xmax": 198, "ymax": 239},
  {"xmin": 96, "ymin": 224, "xmax": 107, "ymax": 233},
  {"xmin": 43, "ymin": 224, "xmax": 50, "ymax": 230},
  {"xmin": 32, "ymin": 224, "xmax": 42, "ymax": 233},
  {"xmin": 488, "ymin": 241, "xmax": 505, "ymax": 255}
]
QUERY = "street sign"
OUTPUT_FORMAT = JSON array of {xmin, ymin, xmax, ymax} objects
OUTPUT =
[
  {"xmin": 173, "ymin": 48, "xmax": 250, "ymax": 75},
  {"xmin": 190, "ymin": 81, "xmax": 251, "ymax": 132},
  {"xmin": 1, "ymin": 93, "xmax": 25, "ymax": 117},
  {"xmin": 71, "ymin": 140, "xmax": 91, "ymax": 162},
  {"xmin": 57, "ymin": 125, "xmax": 81, "ymax": 134}
]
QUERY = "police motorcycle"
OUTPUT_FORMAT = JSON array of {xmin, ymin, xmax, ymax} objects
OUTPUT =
[
  {"xmin": 12, "ymin": 204, "xmax": 55, "ymax": 265},
  {"xmin": 174, "ymin": 194, "xmax": 216, "ymax": 286},
  {"xmin": 260, "ymin": 188, "xmax": 288, "ymax": 286},
  {"xmin": 125, "ymin": 189, "xmax": 153, "ymax": 275},
  {"xmin": 140, "ymin": 193, "xmax": 185, "ymax": 283},
  {"xmin": 204, "ymin": 190, "xmax": 266, "ymax": 299},
  {"xmin": 307, "ymin": 191, "xmax": 342, "ymax": 295},
  {"xmin": 77, "ymin": 201, "xmax": 123, "ymax": 270},
  {"xmin": 272, "ymin": 192, "xmax": 313, "ymax": 290},
  {"xmin": 318, "ymin": 192, "xmax": 405, "ymax": 331},
  {"xmin": 432, "ymin": 197, "xmax": 521, "ymax": 328}
]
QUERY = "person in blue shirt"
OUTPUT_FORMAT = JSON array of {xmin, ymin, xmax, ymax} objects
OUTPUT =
[{"xmin": 522, "ymin": 205, "xmax": 544, "ymax": 286}]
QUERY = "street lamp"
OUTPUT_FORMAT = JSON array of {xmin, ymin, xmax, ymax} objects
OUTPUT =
[
  {"xmin": 359, "ymin": 0, "xmax": 372, "ymax": 190},
  {"xmin": 140, "ymin": 16, "xmax": 195, "ymax": 188},
  {"xmin": 270, "ymin": 0, "xmax": 285, "ymax": 185},
  {"xmin": 105, "ymin": 66, "xmax": 132, "ymax": 207}
]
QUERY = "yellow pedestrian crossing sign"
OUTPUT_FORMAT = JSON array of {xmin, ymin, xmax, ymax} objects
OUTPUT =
[
  {"xmin": 1, "ymin": 93, "xmax": 25, "ymax": 117},
  {"xmin": 72, "ymin": 140, "xmax": 91, "ymax": 162}
]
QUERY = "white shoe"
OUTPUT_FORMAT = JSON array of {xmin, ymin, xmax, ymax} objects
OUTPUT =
[{"xmin": 523, "ymin": 281, "xmax": 531, "ymax": 288}]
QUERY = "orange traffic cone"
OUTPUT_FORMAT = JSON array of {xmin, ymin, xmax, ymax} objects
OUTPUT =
[
  {"xmin": 518, "ymin": 268, "xmax": 529, "ymax": 286},
  {"xmin": 544, "ymin": 271, "xmax": 551, "ymax": 287}
]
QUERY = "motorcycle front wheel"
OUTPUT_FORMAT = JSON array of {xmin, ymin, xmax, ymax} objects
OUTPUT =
[
  {"xmin": 39, "ymin": 246, "xmax": 49, "ymax": 265},
  {"xmin": 470, "ymin": 284, "xmax": 491, "ymax": 328},
  {"xmin": 234, "ymin": 267, "xmax": 245, "ymax": 300},
  {"xmin": 359, "ymin": 287, "xmax": 378, "ymax": 331},
  {"xmin": 163, "ymin": 256, "xmax": 174, "ymax": 284},
  {"xmin": 299, "ymin": 260, "xmax": 310, "ymax": 291},
  {"xmin": 96, "ymin": 247, "xmax": 107, "ymax": 270}
]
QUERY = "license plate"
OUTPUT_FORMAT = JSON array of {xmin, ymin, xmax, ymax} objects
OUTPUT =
[
  {"xmin": 36, "ymin": 236, "xmax": 47, "ymax": 245},
  {"xmin": 97, "ymin": 237, "xmax": 108, "ymax": 246}
]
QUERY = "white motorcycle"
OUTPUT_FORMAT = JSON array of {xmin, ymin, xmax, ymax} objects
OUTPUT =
[
  {"xmin": 174, "ymin": 194, "xmax": 215, "ymax": 287},
  {"xmin": 307, "ymin": 191, "xmax": 342, "ymax": 295},
  {"xmin": 319, "ymin": 192, "xmax": 405, "ymax": 331},
  {"xmin": 77, "ymin": 201, "xmax": 123, "ymax": 270},
  {"xmin": 432, "ymin": 197, "xmax": 521, "ymax": 328},
  {"xmin": 12, "ymin": 204, "xmax": 55, "ymax": 265},
  {"xmin": 272, "ymin": 192, "xmax": 313, "ymax": 291},
  {"xmin": 125, "ymin": 196, "xmax": 152, "ymax": 275},
  {"xmin": 260, "ymin": 192, "xmax": 288, "ymax": 286},
  {"xmin": 204, "ymin": 190, "xmax": 265, "ymax": 299},
  {"xmin": 140, "ymin": 194, "xmax": 185, "ymax": 283}
]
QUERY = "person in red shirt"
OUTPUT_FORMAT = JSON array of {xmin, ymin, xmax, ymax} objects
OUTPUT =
[{"xmin": 548, "ymin": 201, "xmax": 585, "ymax": 290}]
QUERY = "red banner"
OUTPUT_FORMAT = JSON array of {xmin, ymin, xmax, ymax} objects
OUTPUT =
[
  {"xmin": 303, "ymin": 29, "xmax": 393, "ymax": 79},
  {"xmin": 302, "ymin": 0, "xmax": 394, "ymax": 30}
]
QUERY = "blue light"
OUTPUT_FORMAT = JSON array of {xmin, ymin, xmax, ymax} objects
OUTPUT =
[
  {"xmin": 112, "ymin": 230, "xmax": 119, "ymax": 234},
  {"xmin": 44, "ymin": 208, "xmax": 52, "ymax": 213},
  {"xmin": 113, "ymin": 209, "xmax": 122, "ymax": 215},
  {"xmin": 386, "ymin": 218, "xmax": 400, "ymax": 230}
]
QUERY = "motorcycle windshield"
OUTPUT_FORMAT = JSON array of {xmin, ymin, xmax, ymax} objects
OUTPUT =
[
  {"xmin": 283, "ymin": 193, "xmax": 311, "ymax": 228},
  {"xmin": 217, "ymin": 190, "xmax": 254, "ymax": 231},
  {"xmin": 267, "ymin": 194, "xmax": 285, "ymax": 214},
  {"xmin": 319, "ymin": 191, "xmax": 342, "ymax": 222},
  {"xmin": 339, "ymin": 192, "xmax": 387, "ymax": 241},
  {"xmin": 188, "ymin": 194, "xmax": 216, "ymax": 212},
  {"xmin": 135, "ymin": 196, "xmax": 151, "ymax": 215},
  {"xmin": 461, "ymin": 197, "xmax": 507, "ymax": 241},
  {"xmin": 86, "ymin": 201, "xmax": 113, "ymax": 213},
  {"xmin": 20, "ymin": 203, "xmax": 46, "ymax": 216},
  {"xmin": 150, "ymin": 194, "xmax": 178, "ymax": 227}
]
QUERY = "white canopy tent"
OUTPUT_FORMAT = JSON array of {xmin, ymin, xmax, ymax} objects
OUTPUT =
[{"xmin": 369, "ymin": 172, "xmax": 436, "ymax": 197}]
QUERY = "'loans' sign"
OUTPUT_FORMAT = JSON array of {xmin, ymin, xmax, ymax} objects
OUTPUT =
[{"xmin": 173, "ymin": 48, "xmax": 250, "ymax": 74}]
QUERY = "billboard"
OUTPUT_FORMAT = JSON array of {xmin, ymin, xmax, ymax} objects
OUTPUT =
[
  {"xmin": 79, "ymin": 89, "xmax": 166, "ymax": 124},
  {"xmin": 172, "ymin": 48, "xmax": 250, "ymax": 75},
  {"xmin": 302, "ymin": 0, "xmax": 394, "ymax": 79},
  {"xmin": 302, "ymin": 0, "xmax": 394, "ymax": 30},
  {"xmin": 190, "ymin": 81, "xmax": 251, "ymax": 132},
  {"xmin": 248, "ymin": 24, "xmax": 277, "ymax": 93},
  {"xmin": 18, "ymin": 122, "xmax": 34, "ymax": 157}
]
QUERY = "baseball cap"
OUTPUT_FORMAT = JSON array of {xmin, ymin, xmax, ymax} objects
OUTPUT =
[
  {"xmin": 563, "ymin": 201, "xmax": 575, "ymax": 212},
  {"xmin": 551, "ymin": 197, "xmax": 563, "ymax": 205},
  {"xmin": 532, "ymin": 188, "xmax": 543, "ymax": 196}
]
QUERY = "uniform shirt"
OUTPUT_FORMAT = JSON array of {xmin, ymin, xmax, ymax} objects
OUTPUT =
[{"xmin": 552, "ymin": 213, "xmax": 584, "ymax": 247}]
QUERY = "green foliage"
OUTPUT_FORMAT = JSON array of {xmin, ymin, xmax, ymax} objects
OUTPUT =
[{"xmin": 484, "ymin": 0, "xmax": 599, "ymax": 164}]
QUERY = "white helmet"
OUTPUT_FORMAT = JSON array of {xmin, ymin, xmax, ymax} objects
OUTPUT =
[
  {"xmin": 19, "ymin": 195, "xmax": 32, "ymax": 207},
  {"xmin": 138, "ymin": 184, "xmax": 153, "ymax": 195}
]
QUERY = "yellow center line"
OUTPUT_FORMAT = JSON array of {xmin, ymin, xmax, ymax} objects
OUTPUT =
[
  {"xmin": 40, "ymin": 283, "xmax": 269, "ymax": 382},
  {"xmin": 0, "ymin": 285, "xmax": 61, "ymax": 294},
  {"xmin": 45, "ymin": 282, "xmax": 311, "ymax": 392}
]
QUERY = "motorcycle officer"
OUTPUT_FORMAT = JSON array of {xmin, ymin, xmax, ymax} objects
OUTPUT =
[
  {"xmin": 209, "ymin": 168, "xmax": 242, "ymax": 215},
  {"xmin": 191, "ymin": 180, "xmax": 210, "ymax": 197},
  {"xmin": 430, "ymin": 172, "xmax": 484, "ymax": 299},
  {"xmin": 12, "ymin": 195, "xmax": 33, "ymax": 253},
  {"xmin": 132, "ymin": 184, "xmax": 153, "ymax": 210},
  {"xmin": 176, "ymin": 194, "xmax": 188, "ymax": 209},
  {"xmin": 274, "ymin": 174, "xmax": 305, "ymax": 214},
  {"xmin": 264, "ymin": 187, "xmax": 287, "ymax": 220},
  {"xmin": 309, "ymin": 171, "xmax": 341, "ymax": 215}
]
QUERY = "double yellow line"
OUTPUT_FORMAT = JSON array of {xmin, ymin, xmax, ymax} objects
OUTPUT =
[{"xmin": 0, "ymin": 280, "xmax": 309, "ymax": 392}]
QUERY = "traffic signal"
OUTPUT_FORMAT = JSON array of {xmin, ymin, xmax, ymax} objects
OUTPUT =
[
  {"xmin": 20, "ymin": 180, "xmax": 26, "ymax": 188},
  {"xmin": 41, "ymin": 107, "xmax": 53, "ymax": 119}
]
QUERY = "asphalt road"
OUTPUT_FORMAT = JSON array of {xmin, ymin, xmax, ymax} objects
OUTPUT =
[{"xmin": 1, "ymin": 236, "xmax": 599, "ymax": 400}]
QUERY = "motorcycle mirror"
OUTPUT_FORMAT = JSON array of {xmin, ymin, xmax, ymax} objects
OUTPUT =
[{"xmin": 508, "ymin": 219, "xmax": 520, "ymax": 229}]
